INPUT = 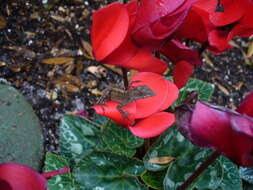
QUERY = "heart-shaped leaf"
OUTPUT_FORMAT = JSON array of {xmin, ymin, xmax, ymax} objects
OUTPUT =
[
  {"xmin": 73, "ymin": 151, "xmax": 147, "ymax": 190},
  {"xmin": 44, "ymin": 152, "xmax": 78, "ymax": 190},
  {"xmin": 240, "ymin": 167, "xmax": 253, "ymax": 184},
  {"xmin": 141, "ymin": 170, "xmax": 166, "ymax": 189},
  {"xmin": 60, "ymin": 114, "xmax": 144, "ymax": 163},
  {"xmin": 172, "ymin": 78, "xmax": 214, "ymax": 108},
  {"xmin": 144, "ymin": 127, "xmax": 242, "ymax": 190}
]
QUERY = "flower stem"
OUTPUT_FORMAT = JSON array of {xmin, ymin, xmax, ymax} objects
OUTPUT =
[
  {"xmin": 198, "ymin": 41, "xmax": 209, "ymax": 55},
  {"xmin": 42, "ymin": 167, "xmax": 70, "ymax": 179},
  {"xmin": 176, "ymin": 151, "xmax": 220, "ymax": 190},
  {"xmin": 122, "ymin": 68, "xmax": 129, "ymax": 90}
]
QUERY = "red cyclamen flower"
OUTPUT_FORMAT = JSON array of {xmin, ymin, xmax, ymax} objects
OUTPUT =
[
  {"xmin": 91, "ymin": 0, "xmax": 196, "ymax": 74},
  {"xmin": 176, "ymin": 91, "xmax": 253, "ymax": 166},
  {"xmin": 0, "ymin": 163, "xmax": 70, "ymax": 190},
  {"xmin": 93, "ymin": 72, "xmax": 179, "ymax": 138}
]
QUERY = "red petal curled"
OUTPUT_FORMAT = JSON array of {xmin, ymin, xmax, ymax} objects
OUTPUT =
[
  {"xmin": 130, "ymin": 72, "xmax": 177, "ymax": 118},
  {"xmin": 91, "ymin": 3, "xmax": 129, "ymax": 61},
  {"xmin": 93, "ymin": 101, "xmax": 136, "ymax": 126},
  {"xmin": 173, "ymin": 61, "xmax": 194, "ymax": 89},
  {"xmin": 160, "ymin": 40, "xmax": 202, "ymax": 66},
  {"xmin": 237, "ymin": 91, "xmax": 253, "ymax": 117},
  {"xmin": 177, "ymin": 101, "xmax": 253, "ymax": 166},
  {"xmin": 0, "ymin": 163, "xmax": 47, "ymax": 190},
  {"xmin": 128, "ymin": 112, "xmax": 175, "ymax": 138}
]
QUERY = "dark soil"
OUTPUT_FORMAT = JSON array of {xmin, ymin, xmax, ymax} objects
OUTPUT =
[{"xmin": 1, "ymin": 0, "xmax": 253, "ymax": 153}]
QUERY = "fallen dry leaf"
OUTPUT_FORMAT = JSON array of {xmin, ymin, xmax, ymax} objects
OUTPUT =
[
  {"xmin": 247, "ymin": 40, "xmax": 253, "ymax": 57},
  {"xmin": 103, "ymin": 64, "xmax": 122, "ymax": 76},
  {"xmin": 214, "ymin": 82, "xmax": 230, "ymax": 95},
  {"xmin": 0, "ymin": 15, "xmax": 7, "ymax": 29},
  {"xmin": 41, "ymin": 57, "xmax": 74, "ymax": 65},
  {"xmin": 81, "ymin": 40, "xmax": 94, "ymax": 59},
  {"xmin": 87, "ymin": 66, "xmax": 108, "ymax": 78},
  {"xmin": 0, "ymin": 61, "xmax": 6, "ymax": 67},
  {"xmin": 91, "ymin": 89, "xmax": 103, "ymax": 96},
  {"xmin": 233, "ymin": 81, "xmax": 244, "ymax": 90},
  {"xmin": 148, "ymin": 156, "xmax": 175, "ymax": 164},
  {"xmin": 203, "ymin": 53, "xmax": 214, "ymax": 65}
]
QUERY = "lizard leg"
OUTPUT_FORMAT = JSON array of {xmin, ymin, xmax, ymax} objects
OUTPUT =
[{"xmin": 117, "ymin": 103, "xmax": 129, "ymax": 119}]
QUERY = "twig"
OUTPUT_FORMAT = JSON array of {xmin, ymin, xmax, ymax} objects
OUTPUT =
[{"xmin": 176, "ymin": 151, "xmax": 220, "ymax": 190}]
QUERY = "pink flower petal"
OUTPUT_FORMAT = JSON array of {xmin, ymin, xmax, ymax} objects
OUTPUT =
[
  {"xmin": 173, "ymin": 61, "xmax": 194, "ymax": 89},
  {"xmin": 237, "ymin": 91, "xmax": 253, "ymax": 117},
  {"xmin": 130, "ymin": 72, "xmax": 173, "ymax": 118},
  {"xmin": 177, "ymin": 101, "xmax": 253, "ymax": 166},
  {"xmin": 93, "ymin": 101, "xmax": 136, "ymax": 126},
  {"xmin": 128, "ymin": 112, "xmax": 175, "ymax": 138},
  {"xmin": 91, "ymin": 3, "xmax": 129, "ymax": 61},
  {"xmin": 0, "ymin": 163, "xmax": 47, "ymax": 190}
]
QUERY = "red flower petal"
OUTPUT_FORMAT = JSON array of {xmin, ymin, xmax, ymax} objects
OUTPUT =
[
  {"xmin": 193, "ymin": 0, "xmax": 217, "ymax": 13},
  {"xmin": 0, "ymin": 163, "xmax": 47, "ymax": 190},
  {"xmin": 173, "ymin": 61, "xmax": 194, "ymax": 89},
  {"xmin": 158, "ymin": 80, "xmax": 179, "ymax": 112},
  {"xmin": 133, "ymin": 0, "xmax": 185, "ymax": 33},
  {"xmin": 209, "ymin": 0, "xmax": 246, "ymax": 26},
  {"xmin": 93, "ymin": 101, "xmax": 136, "ymax": 126},
  {"xmin": 91, "ymin": 3, "xmax": 129, "ymax": 61},
  {"xmin": 127, "ymin": 49, "xmax": 168, "ymax": 74},
  {"xmin": 160, "ymin": 39, "xmax": 202, "ymax": 66},
  {"xmin": 176, "ymin": 6, "xmax": 214, "ymax": 43},
  {"xmin": 130, "ymin": 72, "xmax": 173, "ymax": 118},
  {"xmin": 128, "ymin": 112, "xmax": 175, "ymax": 138},
  {"xmin": 237, "ymin": 91, "xmax": 253, "ymax": 117},
  {"xmin": 208, "ymin": 29, "xmax": 232, "ymax": 52}
]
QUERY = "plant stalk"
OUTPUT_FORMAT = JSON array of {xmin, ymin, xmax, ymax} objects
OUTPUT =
[
  {"xmin": 176, "ymin": 151, "xmax": 220, "ymax": 190},
  {"xmin": 122, "ymin": 68, "xmax": 129, "ymax": 90},
  {"xmin": 42, "ymin": 167, "xmax": 70, "ymax": 179},
  {"xmin": 198, "ymin": 41, "xmax": 209, "ymax": 56}
]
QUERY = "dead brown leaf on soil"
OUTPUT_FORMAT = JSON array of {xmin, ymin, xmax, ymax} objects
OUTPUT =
[
  {"xmin": 41, "ymin": 57, "xmax": 74, "ymax": 65},
  {"xmin": 0, "ymin": 15, "xmax": 6, "ymax": 29}
]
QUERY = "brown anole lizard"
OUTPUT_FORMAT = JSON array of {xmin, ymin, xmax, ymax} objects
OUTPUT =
[{"xmin": 97, "ymin": 82, "xmax": 156, "ymax": 118}]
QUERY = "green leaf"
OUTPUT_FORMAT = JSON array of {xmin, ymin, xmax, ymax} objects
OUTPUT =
[
  {"xmin": 0, "ymin": 84, "xmax": 43, "ymax": 170},
  {"xmin": 240, "ymin": 167, "xmax": 253, "ymax": 184},
  {"xmin": 144, "ymin": 127, "xmax": 242, "ymax": 190},
  {"xmin": 59, "ymin": 114, "xmax": 102, "ymax": 163},
  {"xmin": 102, "ymin": 121, "xmax": 144, "ymax": 157},
  {"xmin": 173, "ymin": 78, "xmax": 214, "ymax": 108},
  {"xmin": 44, "ymin": 152, "xmax": 78, "ymax": 190},
  {"xmin": 164, "ymin": 153, "xmax": 242, "ymax": 190},
  {"xmin": 141, "ymin": 170, "xmax": 166, "ymax": 189},
  {"xmin": 73, "ymin": 151, "xmax": 147, "ymax": 190},
  {"xmin": 60, "ymin": 114, "xmax": 144, "ymax": 163}
]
